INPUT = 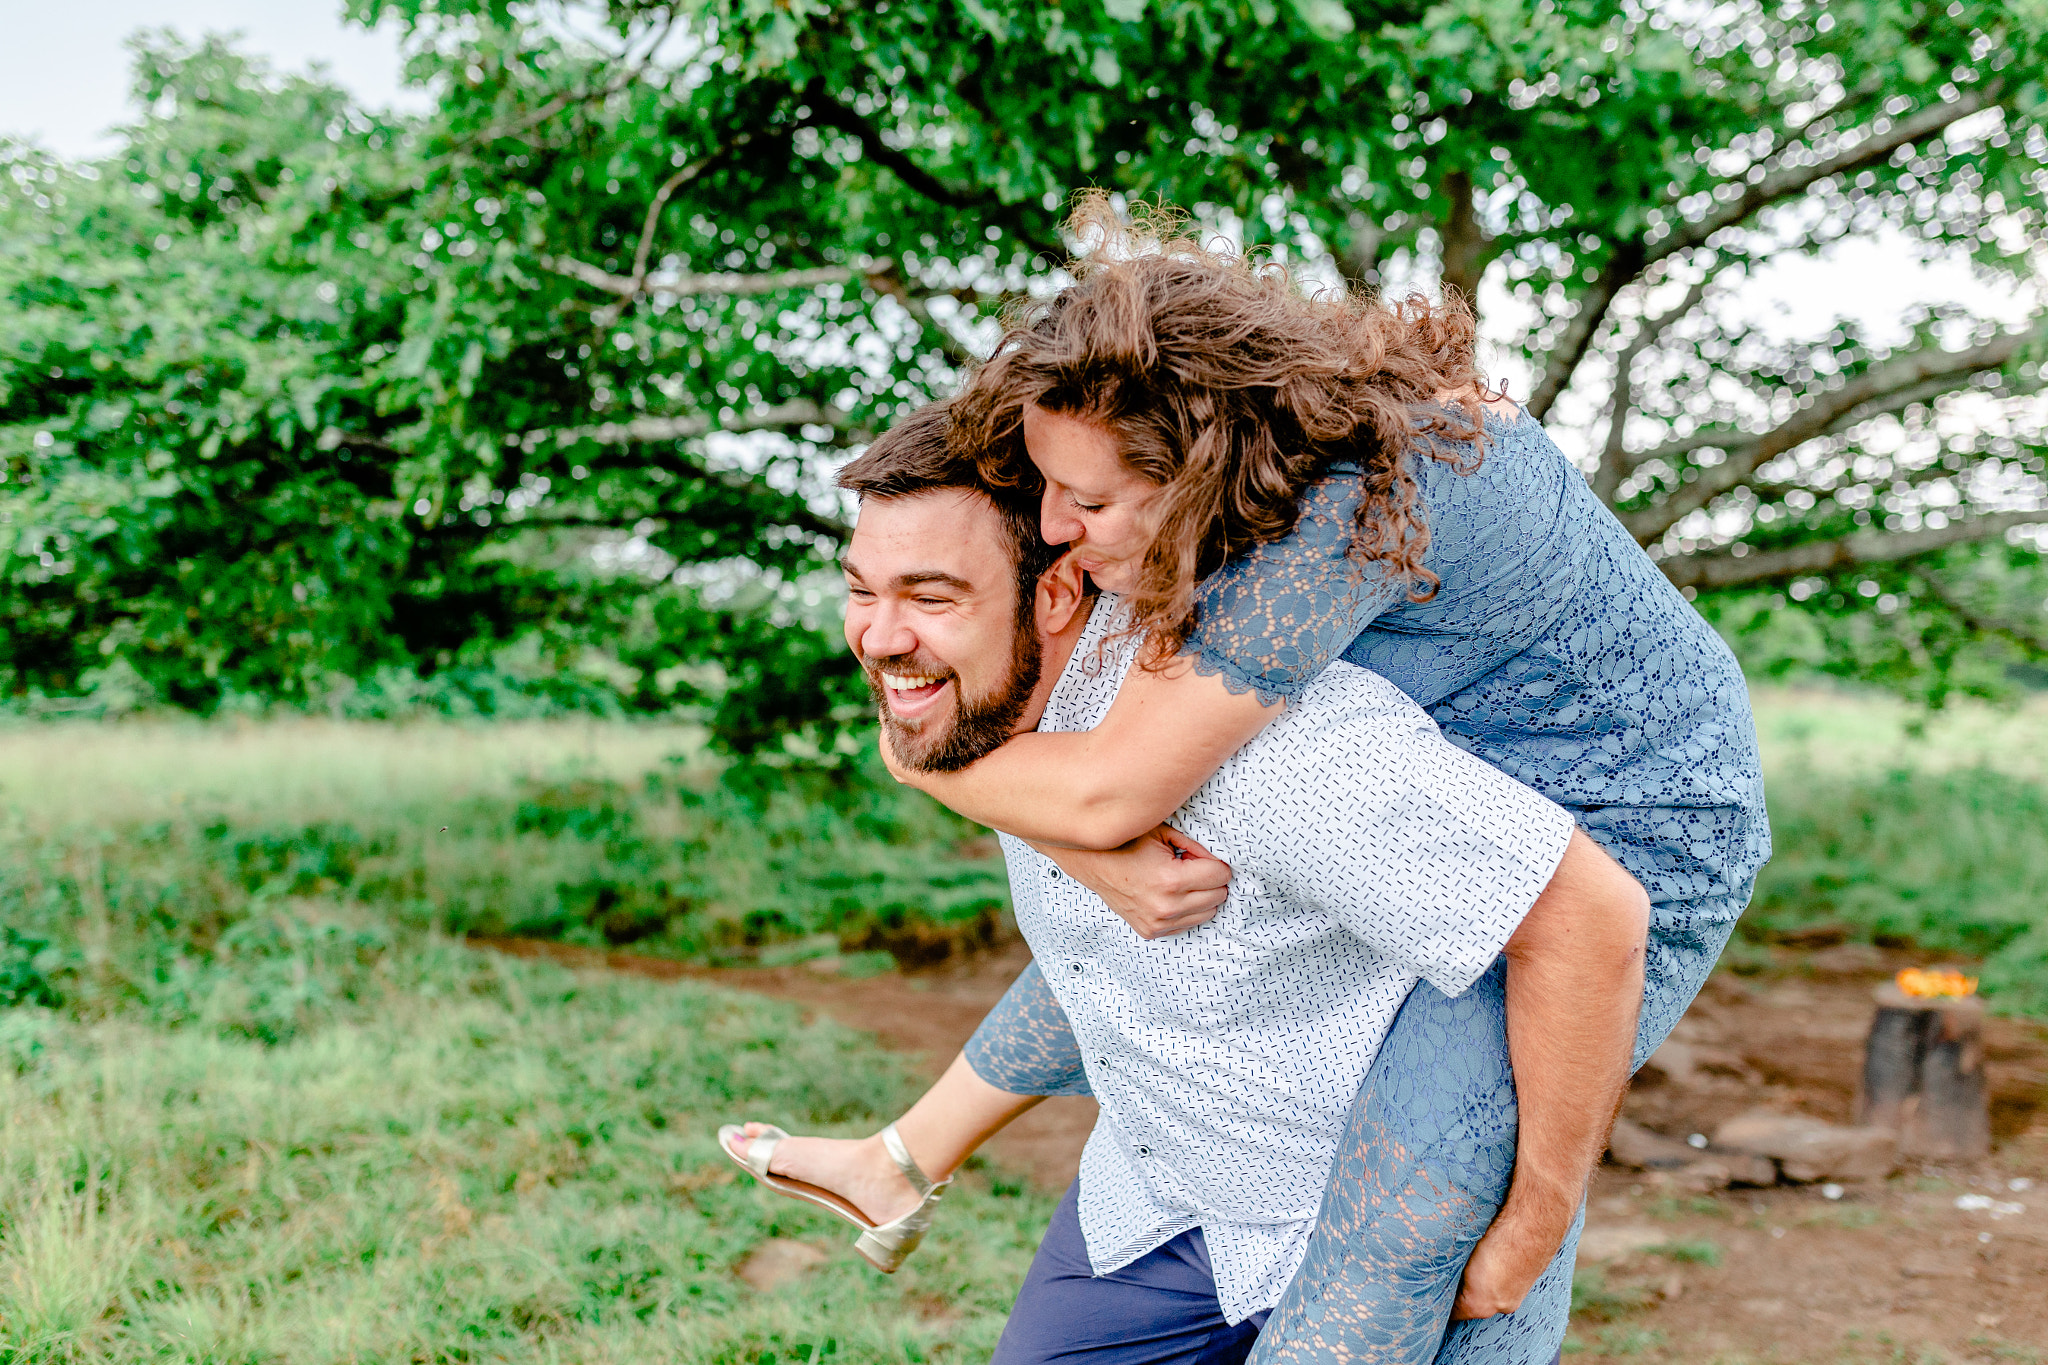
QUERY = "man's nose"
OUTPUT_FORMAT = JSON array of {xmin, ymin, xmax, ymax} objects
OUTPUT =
[
  {"xmin": 856, "ymin": 603, "xmax": 920, "ymax": 661},
  {"xmin": 1041, "ymin": 485, "xmax": 1083, "ymax": 545}
]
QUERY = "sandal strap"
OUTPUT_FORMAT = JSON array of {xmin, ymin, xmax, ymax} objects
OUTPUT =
[
  {"xmin": 879, "ymin": 1122, "xmax": 941, "ymax": 1197},
  {"xmin": 721, "ymin": 1123, "xmax": 787, "ymax": 1180}
]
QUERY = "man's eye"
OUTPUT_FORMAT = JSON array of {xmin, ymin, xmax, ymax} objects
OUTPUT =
[
  {"xmin": 847, "ymin": 587, "xmax": 875, "ymax": 599},
  {"xmin": 914, "ymin": 596, "xmax": 951, "ymax": 607}
]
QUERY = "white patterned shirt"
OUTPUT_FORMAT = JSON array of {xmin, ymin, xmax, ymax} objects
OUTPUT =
[{"xmin": 1000, "ymin": 597, "xmax": 1575, "ymax": 1324}]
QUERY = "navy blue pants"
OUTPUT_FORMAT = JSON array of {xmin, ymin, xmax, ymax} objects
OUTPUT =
[{"xmin": 992, "ymin": 1181, "xmax": 1267, "ymax": 1365}]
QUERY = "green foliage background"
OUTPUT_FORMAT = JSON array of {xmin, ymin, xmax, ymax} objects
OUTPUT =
[{"xmin": 4, "ymin": 0, "xmax": 2046, "ymax": 728}]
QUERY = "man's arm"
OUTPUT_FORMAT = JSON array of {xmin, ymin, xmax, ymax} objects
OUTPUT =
[{"xmin": 1452, "ymin": 828, "xmax": 1649, "ymax": 1319}]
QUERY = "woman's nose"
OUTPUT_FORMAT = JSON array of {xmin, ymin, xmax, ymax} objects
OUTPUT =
[{"xmin": 1041, "ymin": 486, "xmax": 1083, "ymax": 545}]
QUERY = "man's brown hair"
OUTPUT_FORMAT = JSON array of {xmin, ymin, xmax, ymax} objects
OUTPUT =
[
  {"xmin": 837, "ymin": 400, "xmax": 1064, "ymax": 608},
  {"xmin": 951, "ymin": 193, "xmax": 1491, "ymax": 665}
]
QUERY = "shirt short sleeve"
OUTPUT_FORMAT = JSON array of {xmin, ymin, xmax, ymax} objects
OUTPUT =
[
  {"xmin": 1238, "ymin": 672, "xmax": 1576, "ymax": 997},
  {"xmin": 1187, "ymin": 472, "xmax": 1411, "ymax": 705}
]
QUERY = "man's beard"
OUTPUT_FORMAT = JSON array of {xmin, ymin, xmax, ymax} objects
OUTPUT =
[{"xmin": 865, "ymin": 616, "xmax": 1044, "ymax": 774}]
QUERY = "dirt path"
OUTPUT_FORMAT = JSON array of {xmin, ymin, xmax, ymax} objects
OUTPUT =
[{"xmin": 480, "ymin": 935, "xmax": 2048, "ymax": 1362}]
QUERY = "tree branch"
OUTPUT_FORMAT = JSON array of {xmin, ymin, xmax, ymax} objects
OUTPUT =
[
  {"xmin": 1526, "ymin": 242, "xmax": 1642, "ymax": 421},
  {"xmin": 1651, "ymin": 83, "xmax": 2007, "ymax": 267},
  {"xmin": 1658, "ymin": 510, "xmax": 2045, "ymax": 590},
  {"xmin": 1527, "ymin": 83, "xmax": 2008, "ymax": 420},
  {"xmin": 800, "ymin": 84, "xmax": 1063, "ymax": 262},
  {"xmin": 1438, "ymin": 169, "xmax": 1500, "ymax": 307},
  {"xmin": 590, "ymin": 131, "xmax": 759, "ymax": 322},
  {"xmin": 1625, "ymin": 372, "xmax": 1990, "ymax": 495},
  {"xmin": 546, "ymin": 257, "xmax": 879, "ymax": 300},
  {"xmin": 1622, "ymin": 327, "xmax": 2042, "ymax": 541},
  {"xmin": 1593, "ymin": 274, "xmax": 1712, "ymax": 505},
  {"xmin": 1918, "ymin": 574, "xmax": 2048, "ymax": 653},
  {"xmin": 518, "ymin": 399, "xmax": 866, "ymax": 452},
  {"xmin": 544, "ymin": 251, "xmax": 983, "ymax": 361},
  {"xmin": 436, "ymin": 13, "xmax": 679, "ymax": 160}
]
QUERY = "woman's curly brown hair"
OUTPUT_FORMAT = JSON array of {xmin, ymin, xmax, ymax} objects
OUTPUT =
[{"xmin": 951, "ymin": 194, "xmax": 1493, "ymax": 665}]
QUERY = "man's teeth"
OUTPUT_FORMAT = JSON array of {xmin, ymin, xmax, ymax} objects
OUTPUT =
[{"xmin": 883, "ymin": 674, "xmax": 942, "ymax": 690}]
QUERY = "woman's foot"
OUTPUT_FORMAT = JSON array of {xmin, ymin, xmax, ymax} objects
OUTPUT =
[{"xmin": 725, "ymin": 1123, "xmax": 924, "ymax": 1226}]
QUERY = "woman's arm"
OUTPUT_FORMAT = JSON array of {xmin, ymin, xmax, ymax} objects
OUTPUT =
[{"xmin": 887, "ymin": 658, "xmax": 1280, "ymax": 849}]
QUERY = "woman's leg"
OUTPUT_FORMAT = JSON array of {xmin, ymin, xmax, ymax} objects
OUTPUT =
[
  {"xmin": 726, "ymin": 960, "xmax": 1085, "ymax": 1225},
  {"xmin": 962, "ymin": 959, "xmax": 1095, "ymax": 1097},
  {"xmin": 1249, "ymin": 884, "xmax": 1754, "ymax": 1365},
  {"xmin": 1247, "ymin": 961, "xmax": 1524, "ymax": 1364},
  {"xmin": 728, "ymin": 1052, "xmax": 1042, "ymax": 1224},
  {"xmin": 753, "ymin": 957, "xmax": 1097, "ymax": 1219}
]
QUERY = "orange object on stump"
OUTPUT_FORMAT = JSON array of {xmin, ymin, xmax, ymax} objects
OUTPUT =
[{"xmin": 1856, "ymin": 979, "xmax": 1991, "ymax": 1161}]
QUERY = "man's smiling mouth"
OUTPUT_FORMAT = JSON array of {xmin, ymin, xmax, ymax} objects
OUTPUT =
[{"xmin": 878, "ymin": 670, "xmax": 952, "ymax": 715}]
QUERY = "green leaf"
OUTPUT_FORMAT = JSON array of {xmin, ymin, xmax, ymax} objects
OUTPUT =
[
  {"xmin": 1090, "ymin": 46, "xmax": 1123, "ymax": 87},
  {"xmin": 1289, "ymin": 0, "xmax": 1355, "ymax": 39}
]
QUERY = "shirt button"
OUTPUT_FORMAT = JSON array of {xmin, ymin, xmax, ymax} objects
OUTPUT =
[
  {"xmin": 1136, "ymin": 1146, "xmax": 1151, "ymax": 1158},
  {"xmin": 1069, "ymin": 962, "xmax": 1084, "ymax": 974}
]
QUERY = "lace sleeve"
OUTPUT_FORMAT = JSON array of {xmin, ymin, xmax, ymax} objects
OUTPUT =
[{"xmin": 1188, "ymin": 472, "xmax": 1409, "ymax": 705}]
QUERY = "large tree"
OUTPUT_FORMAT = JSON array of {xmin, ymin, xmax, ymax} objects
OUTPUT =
[{"xmin": 4, "ymin": 0, "xmax": 2045, "ymax": 728}]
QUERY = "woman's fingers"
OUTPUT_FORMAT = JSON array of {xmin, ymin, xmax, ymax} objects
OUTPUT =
[
  {"xmin": 1125, "ymin": 887, "xmax": 1228, "ymax": 940},
  {"xmin": 1152, "ymin": 824, "xmax": 1228, "ymax": 867}
]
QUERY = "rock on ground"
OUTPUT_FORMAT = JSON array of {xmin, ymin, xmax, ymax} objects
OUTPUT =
[{"xmin": 1713, "ymin": 1109, "xmax": 1900, "ymax": 1182}]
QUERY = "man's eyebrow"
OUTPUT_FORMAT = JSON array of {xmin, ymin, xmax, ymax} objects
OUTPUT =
[
  {"xmin": 897, "ymin": 570, "xmax": 975, "ymax": 591},
  {"xmin": 837, "ymin": 559, "xmax": 975, "ymax": 593}
]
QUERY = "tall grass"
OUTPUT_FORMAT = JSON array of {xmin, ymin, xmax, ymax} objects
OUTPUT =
[
  {"xmin": 3, "ymin": 720, "xmax": 1007, "ymax": 1021},
  {"xmin": 8, "ymin": 695, "xmax": 2048, "ymax": 1016},
  {"xmin": 1743, "ymin": 689, "xmax": 2048, "ymax": 1014},
  {"xmin": 0, "ymin": 928, "xmax": 1053, "ymax": 1363}
]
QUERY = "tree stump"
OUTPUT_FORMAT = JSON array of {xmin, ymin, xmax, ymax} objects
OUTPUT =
[{"xmin": 1856, "ymin": 982, "xmax": 1991, "ymax": 1161}]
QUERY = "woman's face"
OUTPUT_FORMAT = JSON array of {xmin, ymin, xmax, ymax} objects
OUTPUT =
[{"xmin": 1023, "ymin": 404, "xmax": 1162, "ymax": 595}]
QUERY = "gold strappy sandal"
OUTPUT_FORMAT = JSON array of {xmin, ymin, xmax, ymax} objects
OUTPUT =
[{"xmin": 717, "ymin": 1121, "xmax": 951, "ymax": 1273}]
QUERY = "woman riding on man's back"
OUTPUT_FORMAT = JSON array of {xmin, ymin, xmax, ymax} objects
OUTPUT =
[{"xmin": 721, "ymin": 196, "xmax": 1768, "ymax": 1365}]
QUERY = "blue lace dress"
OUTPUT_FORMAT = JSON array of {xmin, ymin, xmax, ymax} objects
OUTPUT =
[{"xmin": 964, "ymin": 413, "xmax": 1770, "ymax": 1363}]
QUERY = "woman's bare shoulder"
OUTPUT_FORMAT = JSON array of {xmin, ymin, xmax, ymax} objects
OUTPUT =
[{"xmin": 1431, "ymin": 384, "xmax": 1524, "ymax": 421}]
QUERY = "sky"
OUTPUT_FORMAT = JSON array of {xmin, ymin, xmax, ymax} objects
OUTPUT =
[{"xmin": 0, "ymin": 1, "xmax": 424, "ymax": 160}]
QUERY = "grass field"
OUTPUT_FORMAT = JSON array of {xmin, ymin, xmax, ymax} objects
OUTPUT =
[
  {"xmin": 0, "ymin": 925, "xmax": 1054, "ymax": 1364},
  {"xmin": 7, "ymin": 688, "xmax": 2047, "ymax": 1018},
  {"xmin": 4, "ymin": 688, "xmax": 2048, "ymax": 1360},
  {"xmin": 0, "ymin": 723, "xmax": 1051, "ymax": 1363}
]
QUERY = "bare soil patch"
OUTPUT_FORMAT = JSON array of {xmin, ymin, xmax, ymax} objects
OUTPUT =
[{"xmin": 478, "ymin": 935, "xmax": 2048, "ymax": 1362}]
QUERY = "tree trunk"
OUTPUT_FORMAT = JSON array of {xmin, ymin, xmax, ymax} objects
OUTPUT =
[{"xmin": 1857, "ymin": 982, "xmax": 1991, "ymax": 1161}]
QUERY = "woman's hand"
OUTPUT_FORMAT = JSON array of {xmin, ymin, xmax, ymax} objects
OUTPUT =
[
  {"xmin": 1032, "ymin": 826, "xmax": 1232, "ymax": 939},
  {"xmin": 876, "ymin": 722, "xmax": 923, "ymax": 789}
]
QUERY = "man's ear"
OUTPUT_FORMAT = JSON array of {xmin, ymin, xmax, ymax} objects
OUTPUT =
[{"xmin": 1033, "ymin": 549, "xmax": 1089, "ymax": 635}]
